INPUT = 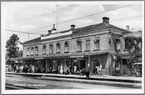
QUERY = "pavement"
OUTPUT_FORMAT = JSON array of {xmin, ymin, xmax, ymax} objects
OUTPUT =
[
  {"xmin": 6, "ymin": 72, "xmax": 142, "ymax": 89},
  {"xmin": 6, "ymin": 74, "xmax": 131, "ymax": 89}
]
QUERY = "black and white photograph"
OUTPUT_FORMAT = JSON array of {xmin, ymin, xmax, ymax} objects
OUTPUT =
[{"xmin": 1, "ymin": 1, "xmax": 144, "ymax": 94}]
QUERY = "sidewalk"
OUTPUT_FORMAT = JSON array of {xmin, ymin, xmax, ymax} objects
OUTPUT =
[
  {"xmin": 6, "ymin": 72, "xmax": 142, "ymax": 83},
  {"xmin": 6, "ymin": 72, "xmax": 142, "ymax": 88}
]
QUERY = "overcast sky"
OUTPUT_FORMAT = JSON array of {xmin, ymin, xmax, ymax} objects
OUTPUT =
[{"xmin": 2, "ymin": 1, "xmax": 143, "ymax": 48}]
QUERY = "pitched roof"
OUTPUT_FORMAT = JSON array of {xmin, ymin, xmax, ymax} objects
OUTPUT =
[
  {"xmin": 23, "ymin": 22, "xmax": 132, "ymax": 45},
  {"xmin": 22, "ymin": 37, "xmax": 41, "ymax": 45},
  {"xmin": 72, "ymin": 22, "xmax": 131, "ymax": 36}
]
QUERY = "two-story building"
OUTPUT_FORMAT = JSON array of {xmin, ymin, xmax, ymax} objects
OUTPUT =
[{"xmin": 22, "ymin": 17, "xmax": 133, "ymax": 75}]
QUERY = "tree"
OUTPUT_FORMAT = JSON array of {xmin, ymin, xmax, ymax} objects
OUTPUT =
[
  {"xmin": 6, "ymin": 34, "xmax": 20, "ymax": 58},
  {"xmin": 125, "ymin": 37, "xmax": 142, "ymax": 69}
]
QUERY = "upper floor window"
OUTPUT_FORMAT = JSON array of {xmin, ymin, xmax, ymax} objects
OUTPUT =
[
  {"xmin": 86, "ymin": 39, "xmax": 90, "ymax": 51},
  {"xmin": 77, "ymin": 39, "xmax": 82, "ymax": 52},
  {"xmin": 26, "ymin": 47, "xmax": 29, "ymax": 56},
  {"xmin": 94, "ymin": 37, "xmax": 100, "ymax": 50},
  {"xmin": 35, "ymin": 46, "xmax": 38, "ymax": 55},
  {"xmin": 64, "ymin": 42, "xmax": 69, "ymax": 53},
  {"xmin": 31, "ymin": 47, "xmax": 34, "ymax": 56},
  {"xmin": 116, "ymin": 39, "xmax": 121, "ymax": 51},
  {"xmin": 56, "ymin": 43, "xmax": 61, "ymax": 53},
  {"xmin": 42, "ymin": 45, "xmax": 46, "ymax": 55},
  {"xmin": 49, "ymin": 44, "xmax": 53, "ymax": 54}
]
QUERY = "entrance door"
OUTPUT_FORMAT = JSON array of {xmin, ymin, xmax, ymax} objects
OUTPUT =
[
  {"xmin": 93, "ymin": 58, "xmax": 100, "ymax": 73},
  {"xmin": 80, "ymin": 60, "xmax": 85, "ymax": 70}
]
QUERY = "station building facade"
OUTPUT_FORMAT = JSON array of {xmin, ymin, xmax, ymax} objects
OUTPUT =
[{"xmin": 22, "ymin": 17, "xmax": 133, "ymax": 75}]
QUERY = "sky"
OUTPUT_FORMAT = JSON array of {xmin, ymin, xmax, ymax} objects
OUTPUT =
[{"xmin": 2, "ymin": 1, "xmax": 144, "ymax": 50}]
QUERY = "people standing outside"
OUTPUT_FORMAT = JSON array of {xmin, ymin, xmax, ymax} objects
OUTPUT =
[
  {"xmin": 74, "ymin": 65, "xmax": 77, "ymax": 74},
  {"xmin": 32, "ymin": 65, "xmax": 35, "ymax": 73},
  {"xmin": 98, "ymin": 64, "xmax": 102, "ymax": 75},
  {"xmin": 64, "ymin": 65, "xmax": 67, "ymax": 74},
  {"xmin": 60, "ymin": 64, "xmax": 63, "ymax": 74},
  {"xmin": 86, "ymin": 64, "xmax": 90, "ymax": 78},
  {"xmin": 23, "ymin": 65, "xmax": 28, "ymax": 74}
]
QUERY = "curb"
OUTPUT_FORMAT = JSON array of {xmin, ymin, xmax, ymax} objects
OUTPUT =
[
  {"xmin": 6, "ymin": 73, "xmax": 142, "ymax": 83},
  {"xmin": 35, "ymin": 77, "xmax": 141, "ymax": 89},
  {"xmin": 5, "ymin": 84, "xmax": 37, "ymax": 89}
]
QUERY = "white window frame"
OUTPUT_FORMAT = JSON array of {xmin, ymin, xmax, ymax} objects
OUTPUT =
[
  {"xmin": 42, "ymin": 45, "xmax": 46, "ymax": 54},
  {"xmin": 49, "ymin": 44, "xmax": 53, "ymax": 54},
  {"xmin": 64, "ymin": 41, "xmax": 69, "ymax": 53},
  {"xmin": 86, "ymin": 39, "xmax": 90, "ymax": 51},
  {"xmin": 56, "ymin": 43, "xmax": 61, "ymax": 53}
]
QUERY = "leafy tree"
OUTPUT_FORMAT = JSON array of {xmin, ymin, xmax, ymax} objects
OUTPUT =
[
  {"xmin": 125, "ymin": 37, "xmax": 142, "ymax": 69},
  {"xmin": 6, "ymin": 34, "xmax": 20, "ymax": 58}
]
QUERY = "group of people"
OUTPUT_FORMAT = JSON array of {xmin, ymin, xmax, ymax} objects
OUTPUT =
[
  {"xmin": 13, "ymin": 64, "xmax": 46, "ymax": 73},
  {"xmin": 47, "ymin": 65, "xmax": 79, "ymax": 75},
  {"xmin": 12, "ymin": 64, "xmax": 91, "ymax": 78},
  {"xmin": 46, "ymin": 64, "xmax": 90, "ymax": 77}
]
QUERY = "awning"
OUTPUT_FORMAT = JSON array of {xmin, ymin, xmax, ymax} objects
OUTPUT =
[{"xmin": 70, "ymin": 55, "xmax": 84, "ymax": 58}]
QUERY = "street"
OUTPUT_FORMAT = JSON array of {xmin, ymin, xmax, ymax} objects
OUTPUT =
[{"xmin": 6, "ymin": 74, "xmax": 133, "ymax": 90}]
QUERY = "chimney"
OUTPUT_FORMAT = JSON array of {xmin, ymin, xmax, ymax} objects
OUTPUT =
[
  {"xmin": 52, "ymin": 24, "xmax": 56, "ymax": 31},
  {"xmin": 126, "ymin": 25, "xmax": 129, "ymax": 30},
  {"xmin": 40, "ymin": 35, "xmax": 44, "ymax": 37},
  {"xmin": 70, "ymin": 24, "xmax": 75, "ymax": 30},
  {"xmin": 48, "ymin": 30, "xmax": 52, "ymax": 34},
  {"xmin": 102, "ymin": 17, "xmax": 109, "ymax": 24}
]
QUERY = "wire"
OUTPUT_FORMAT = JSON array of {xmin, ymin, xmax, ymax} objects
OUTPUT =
[
  {"xmin": 6, "ymin": 29, "xmax": 46, "ymax": 35},
  {"xmin": 12, "ymin": 4, "xmax": 76, "ymax": 24},
  {"xmin": 26, "ymin": 4, "xmax": 133, "ymax": 33},
  {"xmin": 6, "ymin": 15, "xmax": 143, "ymax": 35},
  {"xmin": 111, "ymin": 15, "xmax": 143, "ymax": 22}
]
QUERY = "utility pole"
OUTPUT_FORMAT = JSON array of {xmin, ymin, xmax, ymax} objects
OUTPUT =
[
  {"xmin": 56, "ymin": 4, "xmax": 58, "ymax": 32},
  {"xmin": 28, "ymin": 33, "xmax": 29, "ymax": 40}
]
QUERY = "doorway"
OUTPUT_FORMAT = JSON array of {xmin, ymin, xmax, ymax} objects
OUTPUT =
[{"xmin": 79, "ymin": 60, "xmax": 86, "ymax": 70}]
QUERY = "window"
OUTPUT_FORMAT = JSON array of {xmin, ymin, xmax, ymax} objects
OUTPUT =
[
  {"xmin": 116, "ymin": 39, "xmax": 121, "ymax": 51},
  {"xmin": 35, "ymin": 46, "xmax": 38, "ymax": 55},
  {"xmin": 56, "ymin": 43, "xmax": 61, "ymax": 53},
  {"xmin": 64, "ymin": 42, "xmax": 69, "ymax": 53},
  {"xmin": 31, "ymin": 47, "xmax": 34, "ymax": 56},
  {"xmin": 77, "ymin": 39, "xmax": 82, "ymax": 52},
  {"xmin": 86, "ymin": 39, "xmax": 90, "ymax": 51},
  {"xmin": 26, "ymin": 47, "xmax": 29, "ymax": 56},
  {"xmin": 49, "ymin": 44, "xmax": 53, "ymax": 54},
  {"xmin": 42, "ymin": 45, "xmax": 46, "ymax": 54},
  {"xmin": 94, "ymin": 39, "xmax": 100, "ymax": 50}
]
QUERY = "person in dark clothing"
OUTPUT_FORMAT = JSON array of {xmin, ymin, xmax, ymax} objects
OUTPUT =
[
  {"xmin": 85, "ymin": 64, "xmax": 90, "ymax": 78},
  {"xmin": 37, "ymin": 68, "xmax": 41, "ymax": 73},
  {"xmin": 23, "ymin": 65, "xmax": 28, "ymax": 74}
]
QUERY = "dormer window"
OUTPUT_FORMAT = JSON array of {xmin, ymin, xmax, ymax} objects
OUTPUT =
[
  {"xmin": 42, "ymin": 45, "xmax": 46, "ymax": 55},
  {"xmin": 56, "ymin": 43, "xmax": 61, "ymax": 54},
  {"xmin": 49, "ymin": 44, "xmax": 53, "ymax": 54},
  {"xmin": 94, "ymin": 36, "xmax": 100, "ymax": 50},
  {"xmin": 35, "ymin": 46, "xmax": 38, "ymax": 55},
  {"xmin": 77, "ymin": 39, "xmax": 82, "ymax": 52},
  {"xmin": 64, "ymin": 42, "xmax": 69, "ymax": 53}
]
